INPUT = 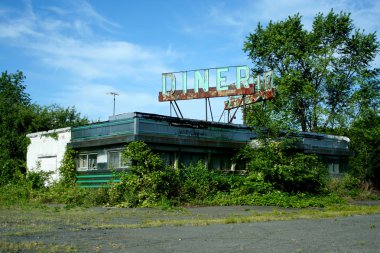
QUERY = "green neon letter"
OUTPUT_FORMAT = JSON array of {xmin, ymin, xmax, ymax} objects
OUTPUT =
[
  {"xmin": 264, "ymin": 71, "xmax": 273, "ymax": 89},
  {"xmin": 194, "ymin": 70, "xmax": 209, "ymax": 92},
  {"xmin": 216, "ymin": 67, "xmax": 228, "ymax": 91},
  {"xmin": 162, "ymin": 73, "xmax": 176, "ymax": 94},
  {"xmin": 162, "ymin": 73, "xmax": 175, "ymax": 94},
  {"xmin": 182, "ymin": 71, "xmax": 187, "ymax": 93},
  {"xmin": 162, "ymin": 74, "xmax": 166, "ymax": 94},
  {"xmin": 236, "ymin": 66, "xmax": 250, "ymax": 88},
  {"xmin": 256, "ymin": 75, "xmax": 261, "ymax": 91}
]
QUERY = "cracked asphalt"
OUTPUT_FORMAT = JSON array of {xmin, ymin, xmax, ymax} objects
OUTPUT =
[{"xmin": 1, "ymin": 206, "xmax": 380, "ymax": 252}]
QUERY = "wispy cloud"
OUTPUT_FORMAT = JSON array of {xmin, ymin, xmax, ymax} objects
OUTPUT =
[
  {"xmin": 0, "ymin": 0, "xmax": 378, "ymax": 122},
  {"xmin": 184, "ymin": 0, "xmax": 380, "ymax": 67},
  {"xmin": 182, "ymin": 0, "xmax": 380, "ymax": 37},
  {"xmin": 0, "ymin": 0, "xmax": 176, "ymax": 82},
  {"xmin": 0, "ymin": 0, "xmax": 179, "ymax": 120},
  {"xmin": 29, "ymin": 38, "xmax": 169, "ymax": 82}
]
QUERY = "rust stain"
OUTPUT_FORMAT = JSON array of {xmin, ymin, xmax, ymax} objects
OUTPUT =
[
  {"xmin": 224, "ymin": 88, "xmax": 275, "ymax": 110},
  {"xmin": 159, "ymin": 83, "xmax": 257, "ymax": 102}
]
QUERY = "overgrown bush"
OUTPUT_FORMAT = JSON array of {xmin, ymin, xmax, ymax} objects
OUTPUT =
[
  {"xmin": 180, "ymin": 161, "xmax": 229, "ymax": 202},
  {"xmin": 115, "ymin": 141, "xmax": 181, "ymax": 207},
  {"xmin": 206, "ymin": 191, "xmax": 345, "ymax": 208},
  {"xmin": 233, "ymin": 172, "xmax": 273, "ymax": 195},
  {"xmin": 327, "ymin": 174, "xmax": 379, "ymax": 200},
  {"xmin": 112, "ymin": 141, "xmax": 342, "ymax": 207},
  {"xmin": 235, "ymin": 141, "xmax": 328, "ymax": 194},
  {"xmin": 26, "ymin": 170, "xmax": 51, "ymax": 190},
  {"xmin": 0, "ymin": 158, "xmax": 27, "ymax": 186},
  {"xmin": 58, "ymin": 147, "xmax": 77, "ymax": 186},
  {"xmin": 2, "ymin": 140, "xmax": 377, "ymax": 209},
  {"xmin": 0, "ymin": 170, "xmax": 50, "ymax": 206}
]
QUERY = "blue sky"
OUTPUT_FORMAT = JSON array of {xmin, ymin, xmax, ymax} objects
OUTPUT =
[{"xmin": 1, "ymin": 0, "xmax": 379, "ymax": 123}]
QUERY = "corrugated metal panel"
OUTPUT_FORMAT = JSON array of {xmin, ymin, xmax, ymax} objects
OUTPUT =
[
  {"xmin": 138, "ymin": 118, "xmax": 254, "ymax": 143},
  {"xmin": 71, "ymin": 118, "xmax": 134, "ymax": 141},
  {"xmin": 71, "ymin": 112, "xmax": 257, "ymax": 147}
]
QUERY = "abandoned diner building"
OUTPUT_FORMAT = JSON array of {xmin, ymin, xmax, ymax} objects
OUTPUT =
[{"xmin": 26, "ymin": 66, "xmax": 350, "ymax": 187}]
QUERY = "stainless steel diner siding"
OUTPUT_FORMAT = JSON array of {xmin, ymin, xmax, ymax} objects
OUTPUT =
[
  {"xmin": 135, "ymin": 118, "xmax": 255, "ymax": 149},
  {"xmin": 71, "ymin": 118, "xmax": 135, "ymax": 141},
  {"xmin": 70, "ymin": 112, "xmax": 257, "ymax": 149}
]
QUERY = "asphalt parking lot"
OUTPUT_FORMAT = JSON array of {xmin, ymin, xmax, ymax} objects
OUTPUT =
[{"xmin": 1, "ymin": 205, "xmax": 380, "ymax": 252}]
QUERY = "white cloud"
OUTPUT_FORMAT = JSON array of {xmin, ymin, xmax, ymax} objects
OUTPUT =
[
  {"xmin": 0, "ymin": 0, "xmax": 180, "ymax": 120},
  {"xmin": 185, "ymin": 0, "xmax": 380, "ymax": 37},
  {"xmin": 76, "ymin": 0, "xmax": 119, "ymax": 31},
  {"xmin": 191, "ymin": 0, "xmax": 380, "ymax": 67},
  {"xmin": 0, "ymin": 0, "xmax": 378, "ymax": 122},
  {"xmin": 0, "ymin": 3, "xmax": 38, "ymax": 39},
  {"xmin": 30, "ymin": 38, "xmax": 169, "ymax": 83}
]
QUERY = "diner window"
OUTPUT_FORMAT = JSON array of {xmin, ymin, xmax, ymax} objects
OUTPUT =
[
  {"xmin": 77, "ymin": 153, "xmax": 97, "ymax": 171},
  {"xmin": 328, "ymin": 163, "xmax": 339, "ymax": 174},
  {"xmin": 108, "ymin": 151, "xmax": 129, "ymax": 169}
]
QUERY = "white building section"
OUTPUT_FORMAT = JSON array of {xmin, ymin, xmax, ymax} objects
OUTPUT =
[{"xmin": 26, "ymin": 127, "xmax": 71, "ymax": 182}]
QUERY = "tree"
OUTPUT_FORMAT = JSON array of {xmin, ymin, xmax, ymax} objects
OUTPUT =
[
  {"xmin": 349, "ymin": 111, "xmax": 380, "ymax": 187},
  {"xmin": 31, "ymin": 104, "xmax": 88, "ymax": 132},
  {"xmin": 0, "ymin": 71, "xmax": 32, "ymax": 184},
  {"xmin": 0, "ymin": 71, "xmax": 88, "ymax": 185},
  {"xmin": 243, "ymin": 10, "xmax": 379, "ymax": 132}
]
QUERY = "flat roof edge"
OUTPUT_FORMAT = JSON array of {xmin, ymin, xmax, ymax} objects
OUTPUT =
[{"xmin": 26, "ymin": 127, "xmax": 71, "ymax": 138}]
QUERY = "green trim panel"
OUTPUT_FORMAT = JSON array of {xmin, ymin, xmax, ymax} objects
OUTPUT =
[
  {"xmin": 76, "ymin": 172, "xmax": 122, "ymax": 188},
  {"xmin": 77, "ymin": 179, "xmax": 121, "ymax": 183},
  {"xmin": 77, "ymin": 184, "xmax": 111, "ymax": 188},
  {"xmin": 77, "ymin": 174, "xmax": 118, "ymax": 179}
]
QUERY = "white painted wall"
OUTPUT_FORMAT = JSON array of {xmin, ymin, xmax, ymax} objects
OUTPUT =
[{"xmin": 26, "ymin": 127, "xmax": 71, "ymax": 182}]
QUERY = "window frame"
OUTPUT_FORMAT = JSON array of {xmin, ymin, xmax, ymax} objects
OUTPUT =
[
  {"xmin": 77, "ymin": 153, "xmax": 98, "ymax": 171},
  {"xmin": 328, "ymin": 162, "xmax": 340, "ymax": 175},
  {"xmin": 107, "ymin": 150, "xmax": 129, "ymax": 169}
]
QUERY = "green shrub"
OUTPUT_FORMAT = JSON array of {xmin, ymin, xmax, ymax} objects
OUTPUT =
[
  {"xmin": 1, "ymin": 140, "xmax": 366, "ymax": 209},
  {"xmin": 327, "ymin": 174, "xmax": 378, "ymax": 199},
  {"xmin": 33, "ymin": 183, "xmax": 114, "ymax": 207},
  {"xmin": 236, "ymin": 141, "xmax": 328, "ymax": 194},
  {"xmin": 180, "ymin": 161, "xmax": 218, "ymax": 201},
  {"xmin": 122, "ymin": 141, "xmax": 163, "ymax": 175},
  {"xmin": 117, "ymin": 142, "xmax": 181, "ymax": 207},
  {"xmin": 0, "ymin": 183, "xmax": 30, "ymax": 206},
  {"xmin": 206, "ymin": 191, "xmax": 345, "ymax": 208},
  {"xmin": 0, "ymin": 159, "xmax": 26, "ymax": 186},
  {"xmin": 235, "ymin": 172, "xmax": 273, "ymax": 195},
  {"xmin": 58, "ymin": 147, "xmax": 77, "ymax": 186},
  {"xmin": 26, "ymin": 170, "xmax": 51, "ymax": 190}
]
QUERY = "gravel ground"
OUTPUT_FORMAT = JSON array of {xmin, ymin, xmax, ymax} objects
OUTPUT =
[{"xmin": 1, "ymin": 205, "xmax": 380, "ymax": 253}]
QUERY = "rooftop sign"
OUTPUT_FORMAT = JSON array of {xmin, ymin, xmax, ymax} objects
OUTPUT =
[
  {"xmin": 224, "ymin": 89, "xmax": 276, "ymax": 110},
  {"xmin": 158, "ymin": 66, "xmax": 273, "ymax": 102}
]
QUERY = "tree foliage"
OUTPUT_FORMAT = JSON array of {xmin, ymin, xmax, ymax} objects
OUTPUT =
[
  {"xmin": 31, "ymin": 104, "xmax": 89, "ymax": 132},
  {"xmin": 0, "ymin": 70, "xmax": 88, "ymax": 185},
  {"xmin": 0, "ymin": 71, "xmax": 31, "ymax": 184},
  {"xmin": 243, "ymin": 10, "xmax": 379, "ymax": 132},
  {"xmin": 243, "ymin": 11, "xmax": 379, "ymax": 187},
  {"xmin": 58, "ymin": 147, "xmax": 78, "ymax": 186},
  {"xmin": 348, "ymin": 111, "xmax": 380, "ymax": 187}
]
